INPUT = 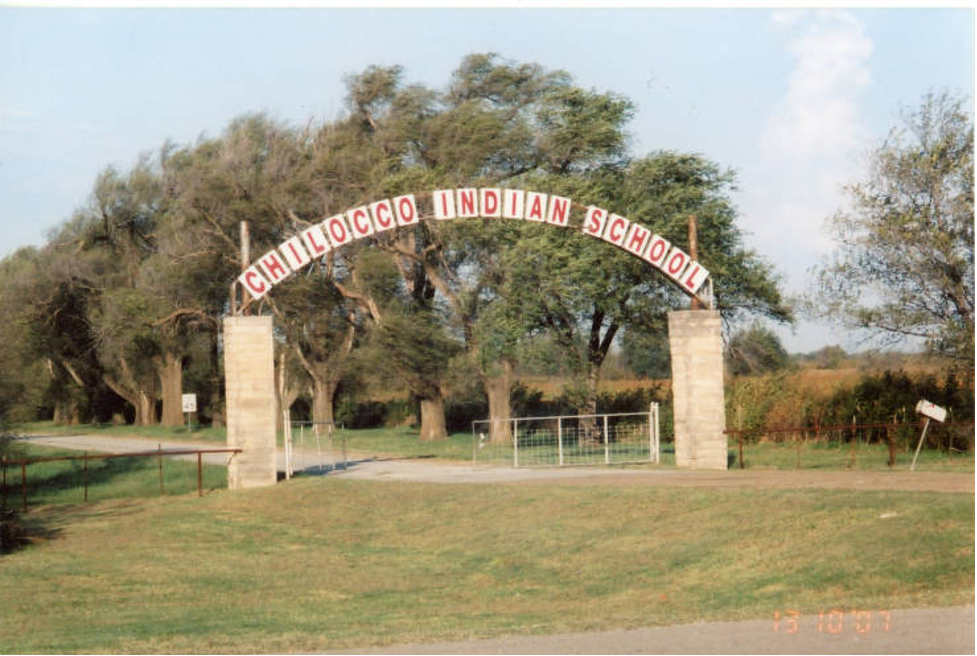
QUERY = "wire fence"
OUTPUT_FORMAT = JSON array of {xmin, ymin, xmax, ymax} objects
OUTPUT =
[
  {"xmin": 471, "ymin": 405, "xmax": 660, "ymax": 467},
  {"xmin": 724, "ymin": 421, "xmax": 974, "ymax": 469},
  {"xmin": 284, "ymin": 419, "xmax": 348, "ymax": 477}
]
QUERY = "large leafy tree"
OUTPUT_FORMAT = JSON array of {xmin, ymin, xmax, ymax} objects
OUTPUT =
[
  {"xmin": 813, "ymin": 90, "xmax": 974, "ymax": 367},
  {"xmin": 334, "ymin": 54, "xmax": 639, "ymax": 441},
  {"xmin": 504, "ymin": 153, "xmax": 792, "ymax": 423},
  {"xmin": 725, "ymin": 321, "xmax": 791, "ymax": 376}
]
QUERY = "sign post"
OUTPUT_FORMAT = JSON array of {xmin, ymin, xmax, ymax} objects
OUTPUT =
[
  {"xmin": 911, "ymin": 400, "xmax": 947, "ymax": 471},
  {"xmin": 182, "ymin": 393, "xmax": 197, "ymax": 433}
]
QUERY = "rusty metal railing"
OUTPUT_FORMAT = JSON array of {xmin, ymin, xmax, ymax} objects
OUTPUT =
[
  {"xmin": 1, "ymin": 447, "xmax": 242, "ymax": 511},
  {"xmin": 723, "ymin": 421, "xmax": 974, "ymax": 470}
]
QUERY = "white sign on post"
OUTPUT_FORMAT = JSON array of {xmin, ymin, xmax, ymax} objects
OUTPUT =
[
  {"xmin": 182, "ymin": 394, "xmax": 197, "ymax": 413},
  {"xmin": 914, "ymin": 399, "xmax": 947, "ymax": 423},
  {"xmin": 911, "ymin": 399, "xmax": 947, "ymax": 471}
]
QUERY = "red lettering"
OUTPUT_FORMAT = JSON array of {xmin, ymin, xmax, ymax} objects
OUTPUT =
[
  {"xmin": 683, "ymin": 264, "xmax": 700, "ymax": 289},
  {"xmin": 350, "ymin": 208, "xmax": 371, "ymax": 236},
  {"xmin": 647, "ymin": 238, "xmax": 668, "ymax": 263},
  {"xmin": 244, "ymin": 270, "xmax": 266, "ymax": 294},
  {"xmin": 458, "ymin": 189, "xmax": 477, "ymax": 216},
  {"xmin": 372, "ymin": 201, "xmax": 393, "ymax": 228},
  {"xmin": 482, "ymin": 191, "xmax": 499, "ymax": 215},
  {"xmin": 585, "ymin": 207, "xmax": 605, "ymax": 235},
  {"xmin": 287, "ymin": 241, "xmax": 304, "ymax": 263},
  {"xmin": 627, "ymin": 225, "xmax": 649, "ymax": 254},
  {"xmin": 527, "ymin": 196, "xmax": 544, "ymax": 220},
  {"xmin": 395, "ymin": 195, "xmax": 417, "ymax": 225},
  {"xmin": 302, "ymin": 227, "xmax": 328, "ymax": 256},
  {"xmin": 260, "ymin": 252, "xmax": 287, "ymax": 281},
  {"xmin": 506, "ymin": 190, "xmax": 523, "ymax": 218},
  {"xmin": 328, "ymin": 217, "xmax": 348, "ymax": 244},
  {"xmin": 547, "ymin": 196, "xmax": 569, "ymax": 225},
  {"xmin": 608, "ymin": 216, "xmax": 627, "ymax": 243},
  {"xmin": 481, "ymin": 189, "xmax": 500, "ymax": 216},
  {"xmin": 667, "ymin": 252, "xmax": 686, "ymax": 274}
]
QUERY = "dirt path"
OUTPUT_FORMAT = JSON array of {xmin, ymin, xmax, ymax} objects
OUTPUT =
[
  {"xmin": 335, "ymin": 606, "xmax": 975, "ymax": 655},
  {"xmin": 17, "ymin": 434, "xmax": 974, "ymax": 493}
]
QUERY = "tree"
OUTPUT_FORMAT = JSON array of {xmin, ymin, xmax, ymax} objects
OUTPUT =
[
  {"xmin": 503, "ymin": 153, "xmax": 793, "ymax": 425},
  {"xmin": 813, "ymin": 90, "xmax": 974, "ymax": 367},
  {"xmin": 726, "ymin": 321, "xmax": 791, "ymax": 376},
  {"xmin": 331, "ymin": 54, "xmax": 631, "ymax": 442}
]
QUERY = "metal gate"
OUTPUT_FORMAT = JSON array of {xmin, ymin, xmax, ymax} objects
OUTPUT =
[
  {"xmin": 283, "ymin": 415, "xmax": 348, "ymax": 477},
  {"xmin": 471, "ymin": 403, "xmax": 660, "ymax": 467}
]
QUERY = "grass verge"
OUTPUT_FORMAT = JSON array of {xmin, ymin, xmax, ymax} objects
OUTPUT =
[
  {"xmin": 0, "ymin": 477, "xmax": 972, "ymax": 653},
  {"xmin": 3, "ymin": 444, "xmax": 230, "ymax": 508}
]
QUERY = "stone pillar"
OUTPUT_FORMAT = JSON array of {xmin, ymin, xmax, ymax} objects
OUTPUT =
[
  {"xmin": 667, "ymin": 310, "xmax": 727, "ymax": 470},
  {"xmin": 224, "ymin": 316, "xmax": 278, "ymax": 489}
]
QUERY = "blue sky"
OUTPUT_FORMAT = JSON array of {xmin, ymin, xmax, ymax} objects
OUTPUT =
[{"xmin": 0, "ymin": 6, "xmax": 973, "ymax": 352}]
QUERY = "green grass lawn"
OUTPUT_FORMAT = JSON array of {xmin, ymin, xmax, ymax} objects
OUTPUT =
[
  {"xmin": 0, "ymin": 476, "xmax": 972, "ymax": 653},
  {"xmin": 3, "ymin": 444, "xmax": 230, "ymax": 508},
  {"xmin": 15, "ymin": 420, "xmax": 229, "ymax": 445}
]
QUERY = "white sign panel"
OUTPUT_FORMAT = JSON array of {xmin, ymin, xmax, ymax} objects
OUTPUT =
[
  {"xmin": 238, "ymin": 187, "xmax": 714, "ymax": 304},
  {"xmin": 182, "ymin": 393, "xmax": 197, "ymax": 413},
  {"xmin": 915, "ymin": 399, "xmax": 947, "ymax": 423}
]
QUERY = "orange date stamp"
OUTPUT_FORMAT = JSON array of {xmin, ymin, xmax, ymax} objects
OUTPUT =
[{"xmin": 773, "ymin": 609, "xmax": 891, "ymax": 634}]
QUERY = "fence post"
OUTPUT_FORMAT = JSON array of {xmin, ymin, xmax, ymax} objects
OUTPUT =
[
  {"xmin": 646, "ymin": 405, "xmax": 651, "ymax": 463},
  {"xmin": 910, "ymin": 417, "xmax": 932, "ymax": 471},
  {"xmin": 2, "ymin": 456, "xmax": 7, "ymax": 511},
  {"xmin": 737, "ymin": 405, "xmax": 744, "ymax": 469},
  {"xmin": 84, "ymin": 452, "xmax": 89, "ymax": 503},
  {"xmin": 558, "ymin": 417, "xmax": 564, "ymax": 466},
  {"xmin": 21, "ymin": 462, "xmax": 27, "ymax": 512},
  {"xmin": 198, "ymin": 452, "xmax": 203, "ymax": 497},
  {"xmin": 603, "ymin": 415, "xmax": 610, "ymax": 465},
  {"xmin": 513, "ymin": 419, "xmax": 519, "ymax": 468},
  {"xmin": 848, "ymin": 415, "xmax": 857, "ymax": 469},
  {"xmin": 284, "ymin": 410, "xmax": 292, "ymax": 480},
  {"xmin": 158, "ymin": 444, "xmax": 164, "ymax": 495}
]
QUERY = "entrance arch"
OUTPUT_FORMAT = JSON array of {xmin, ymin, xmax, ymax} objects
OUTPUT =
[{"xmin": 223, "ymin": 188, "xmax": 727, "ymax": 488}]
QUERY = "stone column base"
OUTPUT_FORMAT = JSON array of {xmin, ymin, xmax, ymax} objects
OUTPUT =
[
  {"xmin": 668, "ymin": 310, "xmax": 727, "ymax": 470},
  {"xmin": 224, "ymin": 316, "xmax": 278, "ymax": 489}
]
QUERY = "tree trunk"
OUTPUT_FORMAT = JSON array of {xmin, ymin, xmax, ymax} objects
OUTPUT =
[
  {"xmin": 311, "ymin": 376, "xmax": 338, "ymax": 427},
  {"xmin": 157, "ymin": 352, "xmax": 184, "ymax": 427},
  {"xmin": 578, "ymin": 365, "xmax": 601, "ymax": 446},
  {"xmin": 275, "ymin": 350, "xmax": 289, "ymax": 435},
  {"xmin": 419, "ymin": 393, "xmax": 448, "ymax": 441},
  {"xmin": 209, "ymin": 327, "xmax": 224, "ymax": 429},
  {"xmin": 53, "ymin": 399, "xmax": 81, "ymax": 426},
  {"xmin": 136, "ymin": 390, "xmax": 156, "ymax": 427},
  {"xmin": 103, "ymin": 360, "xmax": 158, "ymax": 427},
  {"xmin": 483, "ymin": 360, "xmax": 513, "ymax": 443}
]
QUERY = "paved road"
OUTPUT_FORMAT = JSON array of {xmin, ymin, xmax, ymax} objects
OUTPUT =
[{"xmin": 335, "ymin": 606, "xmax": 975, "ymax": 655}]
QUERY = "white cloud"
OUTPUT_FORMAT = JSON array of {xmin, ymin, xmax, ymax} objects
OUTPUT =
[
  {"xmin": 771, "ymin": 9, "xmax": 808, "ymax": 29},
  {"xmin": 735, "ymin": 8, "xmax": 876, "ymax": 343},
  {"xmin": 762, "ymin": 10, "xmax": 873, "ymax": 157}
]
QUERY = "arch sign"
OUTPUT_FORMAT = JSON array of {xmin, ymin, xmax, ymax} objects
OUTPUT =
[{"xmin": 237, "ymin": 188, "xmax": 710, "ymax": 301}]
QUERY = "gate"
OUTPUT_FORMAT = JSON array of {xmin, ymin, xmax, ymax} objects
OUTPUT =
[{"xmin": 471, "ymin": 403, "xmax": 660, "ymax": 467}]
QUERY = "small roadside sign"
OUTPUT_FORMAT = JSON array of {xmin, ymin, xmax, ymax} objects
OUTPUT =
[
  {"xmin": 914, "ymin": 399, "xmax": 947, "ymax": 423},
  {"xmin": 182, "ymin": 393, "xmax": 197, "ymax": 413},
  {"xmin": 911, "ymin": 399, "xmax": 948, "ymax": 470}
]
